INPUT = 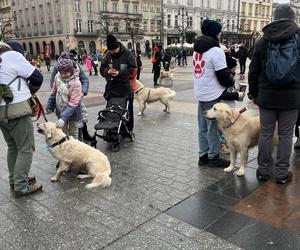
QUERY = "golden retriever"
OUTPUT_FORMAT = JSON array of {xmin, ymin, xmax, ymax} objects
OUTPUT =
[
  {"xmin": 159, "ymin": 67, "xmax": 178, "ymax": 85},
  {"xmin": 205, "ymin": 103, "xmax": 261, "ymax": 176},
  {"xmin": 135, "ymin": 80, "xmax": 176, "ymax": 115},
  {"xmin": 37, "ymin": 122, "xmax": 111, "ymax": 189}
]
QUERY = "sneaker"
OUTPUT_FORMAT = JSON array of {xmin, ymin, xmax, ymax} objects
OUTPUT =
[
  {"xmin": 10, "ymin": 176, "xmax": 36, "ymax": 190},
  {"xmin": 276, "ymin": 171, "xmax": 293, "ymax": 184},
  {"xmin": 15, "ymin": 182, "xmax": 43, "ymax": 198},
  {"xmin": 198, "ymin": 154, "xmax": 209, "ymax": 166},
  {"xmin": 207, "ymin": 155, "xmax": 230, "ymax": 168},
  {"xmin": 154, "ymin": 83, "xmax": 160, "ymax": 88},
  {"xmin": 256, "ymin": 170, "xmax": 270, "ymax": 181},
  {"xmin": 294, "ymin": 138, "xmax": 300, "ymax": 149}
]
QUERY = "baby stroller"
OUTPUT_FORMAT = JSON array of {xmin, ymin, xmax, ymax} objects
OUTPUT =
[{"xmin": 91, "ymin": 97, "xmax": 135, "ymax": 152}]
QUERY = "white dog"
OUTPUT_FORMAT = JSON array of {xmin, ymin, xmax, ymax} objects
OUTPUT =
[
  {"xmin": 37, "ymin": 122, "xmax": 111, "ymax": 189},
  {"xmin": 135, "ymin": 80, "xmax": 176, "ymax": 115},
  {"xmin": 159, "ymin": 67, "xmax": 178, "ymax": 85},
  {"xmin": 205, "ymin": 103, "xmax": 277, "ymax": 176}
]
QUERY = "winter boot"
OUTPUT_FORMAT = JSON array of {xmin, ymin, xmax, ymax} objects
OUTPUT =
[{"xmin": 82, "ymin": 123, "xmax": 93, "ymax": 141}]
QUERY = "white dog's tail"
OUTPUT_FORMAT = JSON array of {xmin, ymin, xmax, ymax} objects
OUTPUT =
[
  {"xmin": 166, "ymin": 89, "xmax": 176, "ymax": 99},
  {"xmin": 85, "ymin": 172, "xmax": 112, "ymax": 189}
]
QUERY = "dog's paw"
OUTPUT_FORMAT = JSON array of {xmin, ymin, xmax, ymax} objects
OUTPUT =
[
  {"xmin": 50, "ymin": 177, "xmax": 59, "ymax": 182},
  {"xmin": 77, "ymin": 174, "xmax": 91, "ymax": 179},
  {"xmin": 224, "ymin": 166, "xmax": 234, "ymax": 172},
  {"xmin": 137, "ymin": 112, "xmax": 143, "ymax": 116},
  {"xmin": 235, "ymin": 169, "xmax": 245, "ymax": 176}
]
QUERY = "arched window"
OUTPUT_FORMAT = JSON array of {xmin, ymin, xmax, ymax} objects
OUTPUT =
[
  {"xmin": 29, "ymin": 42, "xmax": 33, "ymax": 55},
  {"xmin": 78, "ymin": 40, "xmax": 85, "ymax": 53},
  {"xmin": 22, "ymin": 43, "xmax": 27, "ymax": 52},
  {"xmin": 89, "ymin": 41, "xmax": 96, "ymax": 54},
  {"xmin": 58, "ymin": 40, "xmax": 64, "ymax": 54},
  {"xmin": 36, "ymin": 42, "xmax": 40, "ymax": 55}
]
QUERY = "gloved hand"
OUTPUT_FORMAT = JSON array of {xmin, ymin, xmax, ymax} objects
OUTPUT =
[
  {"xmin": 55, "ymin": 119, "xmax": 65, "ymax": 128},
  {"xmin": 46, "ymin": 108, "xmax": 54, "ymax": 114}
]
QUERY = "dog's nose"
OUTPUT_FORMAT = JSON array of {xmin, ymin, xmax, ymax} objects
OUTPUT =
[{"xmin": 203, "ymin": 111, "xmax": 207, "ymax": 115}]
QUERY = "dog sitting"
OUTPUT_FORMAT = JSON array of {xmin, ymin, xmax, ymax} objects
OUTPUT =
[
  {"xmin": 159, "ymin": 67, "xmax": 178, "ymax": 85},
  {"xmin": 135, "ymin": 80, "xmax": 176, "ymax": 116},
  {"xmin": 37, "ymin": 122, "xmax": 111, "ymax": 189},
  {"xmin": 204, "ymin": 103, "xmax": 277, "ymax": 176}
]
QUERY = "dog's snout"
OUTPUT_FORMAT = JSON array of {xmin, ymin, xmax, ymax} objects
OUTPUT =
[{"xmin": 203, "ymin": 111, "xmax": 207, "ymax": 115}]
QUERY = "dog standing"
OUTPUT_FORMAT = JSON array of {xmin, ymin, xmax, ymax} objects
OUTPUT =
[
  {"xmin": 205, "ymin": 103, "xmax": 277, "ymax": 176},
  {"xmin": 37, "ymin": 122, "xmax": 111, "ymax": 189},
  {"xmin": 135, "ymin": 80, "xmax": 176, "ymax": 116},
  {"xmin": 159, "ymin": 67, "xmax": 178, "ymax": 85}
]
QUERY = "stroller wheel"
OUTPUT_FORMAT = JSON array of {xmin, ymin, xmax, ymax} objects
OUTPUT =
[
  {"xmin": 130, "ymin": 133, "xmax": 135, "ymax": 142},
  {"xmin": 111, "ymin": 143, "xmax": 120, "ymax": 152}
]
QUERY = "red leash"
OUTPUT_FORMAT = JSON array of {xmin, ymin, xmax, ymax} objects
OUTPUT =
[{"xmin": 32, "ymin": 96, "xmax": 48, "ymax": 122}]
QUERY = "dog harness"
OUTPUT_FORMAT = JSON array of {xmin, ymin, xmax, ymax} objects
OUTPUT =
[{"xmin": 135, "ymin": 87, "xmax": 151, "ymax": 103}]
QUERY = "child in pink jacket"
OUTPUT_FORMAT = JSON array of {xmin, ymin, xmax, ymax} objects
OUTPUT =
[{"xmin": 87, "ymin": 56, "xmax": 92, "ymax": 76}]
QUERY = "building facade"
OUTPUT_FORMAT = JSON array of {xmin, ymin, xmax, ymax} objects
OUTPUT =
[
  {"xmin": 164, "ymin": 0, "xmax": 239, "ymax": 46},
  {"xmin": 239, "ymin": 0, "xmax": 273, "ymax": 36},
  {"xmin": 12, "ymin": 0, "xmax": 142, "ymax": 58},
  {"xmin": 290, "ymin": 0, "xmax": 300, "ymax": 26},
  {"xmin": 0, "ymin": 0, "xmax": 14, "ymax": 41}
]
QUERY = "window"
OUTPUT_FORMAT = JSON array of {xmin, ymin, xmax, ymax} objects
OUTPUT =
[
  {"xmin": 113, "ymin": 3, "xmax": 117, "ymax": 12},
  {"xmin": 157, "ymin": 5, "xmax": 161, "ymax": 12},
  {"xmin": 175, "ymin": 15, "xmax": 178, "ymax": 27},
  {"xmin": 248, "ymin": 3, "xmax": 253, "ymax": 16},
  {"xmin": 228, "ymin": 0, "xmax": 231, "ymax": 11},
  {"xmin": 241, "ymin": 2, "xmax": 246, "ymax": 15},
  {"xmin": 87, "ymin": 1, "xmax": 92, "ymax": 13},
  {"xmin": 143, "ymin": 20, "xmax": 147, "ymax": 32},
  {"xmin": 124, "ymin": 4, "xmax": 129, "ymax": 13},
  {"xmin": 217, "ymin": 0, "xmax": 222, "ymax": 9},
  {"xmin": 187, "ymin": 16, "xmax": 193, "ymax": 27},
  {"xmin": 103, "ymin": 1, "xmax": 107, "ymax": 11},
  {"xmin": 150, "ymin": 21, "xmax": 154, "ymax": 32},
  {"xmin": 188, "ymin": 0, "xmax": 193, "ymax": 6},
  {"xmin": 113, "ymin": 22, "xmax": 119, "ymax": 32},
  {"xmin": 88, "ymin": 20, "xmax": 93, "ymax": 32},
  {"xmin": 255, "ymin": 5, "xmax": 259, "ymax": 15},
  {"xmin": 75, "ymin": 0, "xmax": 80, "ymax": 12},
  {"xmin": 232, "ymin": 20, "xmax": 235, "ymax": 31},
  {"xmin": 167, "ymin": 14, "xmax": 171, "ymax": 27},
  {"xmin": 134, "ymin": 5, "xmax": 138, "ymax": 14},
  {"xmin": 143, "ymin": 4, "xmax": 147, "ymax": 11},
  {"xmin": 253, "ymin": 20, "xmax": 258, "ymax": 31},
  {"xmin": 76, "ymin": 19, "xmax": 82, "ymax": 32},
  {"xmin": 227, "ymin": 19, "xmax": 230, "ymax": 30},
  {"xmin": 175, "ymin": 0, "xmax": 178, "ymax": 4}
]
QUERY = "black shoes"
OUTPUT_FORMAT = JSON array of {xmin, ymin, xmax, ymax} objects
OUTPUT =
[
  {"xmin": 15, "ymin": 182, "xmax": 42, "ymax": 198},
  {"xmin": 10, "ymin": 176, "xmax": 36, "ymax": 190},
  {"xmin": 198, "ymin": 154, "xmax": 209, "ymax": 166},
  {"xmin": 256, "ymin": 170, "xmax": 271, "ymax": 181},
  {"xmin": 198, "ymin": 154, "xmax": 230, "ymax": 168},
  {"xmin": 154, "ymin": 83, "xmax": 160, "ymax": 88},
  {"xmin": 276, "ymin": 171, "xmax": 293, "ymax": 184},
  {"xmin": 82, "ymin": 123, "xmax": 93, "ymax": 141}
]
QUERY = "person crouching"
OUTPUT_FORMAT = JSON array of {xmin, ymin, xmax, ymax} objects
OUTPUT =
[{"xmin": 46, "ymin": 52, "xmax": 82, "ymax": 138}]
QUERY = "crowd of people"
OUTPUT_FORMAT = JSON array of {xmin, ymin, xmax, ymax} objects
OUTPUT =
[{"xmin": 0, "ymin": 4, "xmax": 299, "ymax": 200}]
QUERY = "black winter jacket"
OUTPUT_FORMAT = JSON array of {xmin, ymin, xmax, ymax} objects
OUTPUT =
[
  {"xmin": 100, "ymin": 43, "xmax": 137, "ymax": 100},
  {"xmin": 194, "ymin": 35, "xmax": 234, "ymax": 88},
  {"xmin": 248, "ymin": 19, "xmax": 300, "ymax": 110}
]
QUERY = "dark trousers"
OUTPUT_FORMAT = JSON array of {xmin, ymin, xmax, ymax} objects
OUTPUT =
[
  {"xmin": 295, "ymin": 110, "xmax": 300, "ymax": 137},
  {"xmin": 258, "ymin": 108, "xmax": 298, "ymax": 179},
  {"xmin": 239, "ymin": 59, "xmax": 246, "ymax": 74},
  {"xmin": 153, "ymin": 69, "xmax": 160, "ymax": 84},
  {"xmin": 93, "ymin": 66, "xmax": 98, "ymax": 75},
  {"xmin": 137, "ymin": 69, "xmax": 141, "ymax": 80}
]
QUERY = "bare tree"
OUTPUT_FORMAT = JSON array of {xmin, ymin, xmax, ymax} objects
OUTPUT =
[{"xmin": 0, "ymin": 17, "xmax": 13, "ymax": 41}]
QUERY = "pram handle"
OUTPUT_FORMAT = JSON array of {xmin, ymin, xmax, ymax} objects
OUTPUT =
[{"xmin": 98, "ymin": 109, "xmax": 130, "ymax": 122}]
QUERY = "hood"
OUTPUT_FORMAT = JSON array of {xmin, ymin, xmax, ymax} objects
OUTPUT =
[
  {"xmin": 111, "ymin": 43, "xmax": 126, "ymax": 58},
  {"xmin": 194, "ymin": 35, "xmax": 219, "ymax": 53},
  {"xmin": 262, "ymin": 19, "xmax": 300, "ymax": 42},
  {"xmin": 6, "ymin": 40, "xmax": 24, "ymax": 55}
]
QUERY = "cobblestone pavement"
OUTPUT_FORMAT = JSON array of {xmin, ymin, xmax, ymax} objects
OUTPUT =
[{"xmin": 0, "ymin": 59, "xmax": 299, "ymax": 249}]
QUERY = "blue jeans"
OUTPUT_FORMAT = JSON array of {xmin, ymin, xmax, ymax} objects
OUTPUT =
[{"xmin": 198, "ymin": 100, "xmax": 220, "ymax": 159}]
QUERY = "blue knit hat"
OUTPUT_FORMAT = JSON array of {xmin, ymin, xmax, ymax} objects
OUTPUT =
[{"xmin": 201, "ymin": 20, "xmax": 222, "ymax": 37}]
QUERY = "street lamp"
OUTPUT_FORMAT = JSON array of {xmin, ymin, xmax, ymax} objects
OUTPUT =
[{"xmin": 177, "ymin": 6, "xmax": 188, "ymax": 48}]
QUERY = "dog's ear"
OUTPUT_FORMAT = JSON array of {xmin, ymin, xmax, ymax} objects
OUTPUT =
[{"xmin": 224, "ymin": 109, "xmax": 236, "ymax": 124}]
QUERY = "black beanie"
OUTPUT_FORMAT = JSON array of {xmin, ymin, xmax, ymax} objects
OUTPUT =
[
  {"xmin": 106, "ymin": 34, "xmax": 119, "ymax": 50},
  {"xmin": 201, "ymin": 20, "xmax": 222, "ymax": 37},
  {"xmin": 274, "ymin": 4, "xmax": 295, "ymax": 21}
]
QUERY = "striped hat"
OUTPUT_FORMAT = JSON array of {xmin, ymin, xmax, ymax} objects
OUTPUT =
[{"xmin": 57, "ymin": 52, "xmax": 76, "ymax": 73}]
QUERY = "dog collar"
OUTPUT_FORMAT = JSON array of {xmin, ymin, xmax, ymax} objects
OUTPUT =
[
  {"xmin": 48, "ymin": 136, "xmax": 70, "ymax": 149},
  {"xmin": 225, "ymin": 113, "xmax": 241, "ymax": 129},
  {"xmin": 135, "ymin": 87, "xmax": 144, "ymax": 94}
]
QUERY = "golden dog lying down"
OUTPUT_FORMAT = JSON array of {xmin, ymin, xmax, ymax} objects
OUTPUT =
[
  {"xmin": 205, "ymin": 103, "xmax": 277, "ymax": 176},
  {"xmin": 135, "ymin": 80, "xmax": 176, "ymax": 115},
  {"xmin": 37, "ymin": 122, "xmax": 111, "ymax": 189}
]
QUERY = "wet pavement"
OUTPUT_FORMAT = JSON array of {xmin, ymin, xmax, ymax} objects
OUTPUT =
[{"xmin": 0, "ymin": 58, "xmax": 299, "ymax": 249}]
